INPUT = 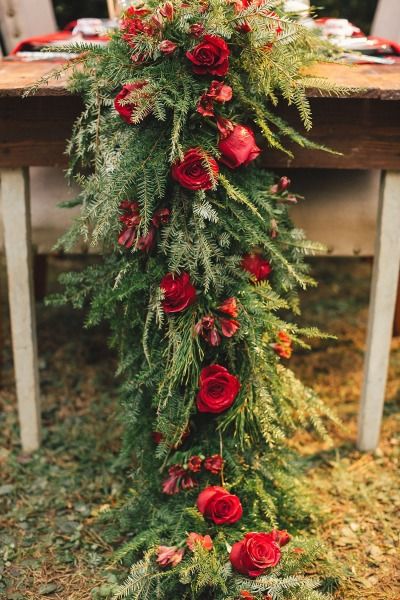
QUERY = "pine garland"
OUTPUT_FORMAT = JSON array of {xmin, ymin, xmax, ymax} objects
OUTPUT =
[{"xmin": 46, "ymin": 1, "xmax": 344, "ymax": 598}]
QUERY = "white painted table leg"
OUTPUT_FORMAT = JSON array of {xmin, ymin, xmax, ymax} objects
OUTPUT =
[
  {"xmin": 357, "ymin": 171, "xmax": 400, "ymax": 451},
  {"xmin": 1, "ymin": 167, "xmax": 41, "ymax": 452}
]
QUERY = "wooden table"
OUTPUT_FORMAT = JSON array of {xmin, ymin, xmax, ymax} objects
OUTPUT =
[{"xmin": 1, "ymin": 59, "xmax": 400, "ymax": 452}]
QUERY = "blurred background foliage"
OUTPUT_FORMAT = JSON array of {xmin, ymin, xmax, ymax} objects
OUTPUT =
[{"xmin": 52, "ymin": 1, "xmax": 378, "ymax": 33}]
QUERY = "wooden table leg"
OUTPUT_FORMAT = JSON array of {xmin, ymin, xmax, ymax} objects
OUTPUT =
[
  {"xmin": 1, "ymin": 167, "xmax": 41, "ymax": 452},
  {"xmin": 357, "ymin": 171, "xmax": 400, "ymax": 451},
  {"xmin": 393, "ymin": 274, "xmax": 400, "ymax": 337}
]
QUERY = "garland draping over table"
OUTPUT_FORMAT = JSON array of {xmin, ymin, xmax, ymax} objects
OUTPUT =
[{"xmin": 50, "ymin": 1, "xmax": 342, "ymax": 598}]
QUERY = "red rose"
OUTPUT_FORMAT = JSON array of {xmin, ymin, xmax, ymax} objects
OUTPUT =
[
  {"xmin": 217, "ymin": 118, "xmax": 261, "ymax": 169},
  {"xmin": 160, "ymin": 272, "xmax": 197, "ymax": 314},
  {"xmin": 172, "ymin": 148, "xmax": 219, "ymax": 191},
  {"xmin": 197, "ymin": 365, "xmax": 240, "ymax": 414},
  {"xmin": 197, "ymin": 485, "xmax": 243, "ymax": 525},
  {"xmin": 159, "ymin": 40, "xmax": 177, "ymax": 54},
  {"xmin": 241, "ymin": 253, "xmax": 272, "ymax": 282},
  {"xmin": 230, "ymin": 532, "xmax": 282, "ymax": 577},
  {"xmin": 204, "ymin": 454, "xmax": 224, "ymax": 474},
  {"xmin": 114, "ymin": 82, "xmax": 148, "ymax": 125},
  {"xmin": 186, "ymin": 35, "xmax": 230, "ymax": 76},
  {"xmin": 271, "ymin": 529, "xmax": 291, "ymax": 547}
]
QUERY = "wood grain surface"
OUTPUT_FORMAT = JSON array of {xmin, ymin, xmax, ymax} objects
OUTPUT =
[
  {"xmin": 1, "ymin": 59, "xmax": 400, "ymax": 169},
  {"xmin": 1, "ymin": 59, "xmax": 400, "ymax": 98}
]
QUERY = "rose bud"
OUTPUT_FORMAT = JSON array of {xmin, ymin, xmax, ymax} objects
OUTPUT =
[
  {"xmin": 197, "ymin": 365, "xmax": 240, "ymax": 414},
  {"xmin": 152, "ymin": 431, "xmax": 164, "ymax": 444},
  {"xmin": 187, "ymin": 532, "xmax": 213, "ymax": 551},
  {"xmin": 187, "ymin": 455, "xmax": 203, "ymax": 472},
  {"xmin": 197, "ymin": 485, "xmax": 243, "ymax": 525},
  {"xmin": 208, "ymin": 328, "xmax": 222, "ymax": 347},
  {"xmin": 271, "ymin": 176, "xmax": 291, "ymax": 193},
  {"xmin": 172, "ymin": 148, "xmax": 219, "ymax": 191},
  {"xmin": 218, "ymin": 297, "xmax": 238, "ymax": 318},
  {"xmin": 195, "ymin": 316, "xmax": 221, "ymax": 346},
  {"xmin": 237, "ymin": 20, "xmax": 252, "ymax": 33},
  {"xmin": 159, "ymin": 1, "xmax": 174, "ymax": 20},
  {"xmin": 218, "ymin": 118, "xmax": 261, "ymax": 169},
  {"xmin": 204, "ymin": 454, "xmax": 224, "ymax": 474},
  {"xmin": 151, "ymin": 13, "xmax": 164, "ymax": 29},
  {"xmin": 137, "ymin": 226, "xmax": 156, "ymax": 253},
  {"xmin": 160, "ymin": 272, "xmax": 197, "ymax": 314},
  {"xmin": 230, "ymin": 532, "xmax": 281, "ymax": 577},
  {"xmin": 241, "ymin": 253, "xmax": 272, "ymax": 282},
  {"xmin": 270, "ymin": 218, "xmax": 279, "ymax": 239},
  {"xmin": 118, "ymin": 201, "xmax": 141, "ymax": 248},
  {"xmin": 159, "ymin": 39, "xmax": 177, "ymax": 54},
  {"xmin": 189, "ymin": 23, "xmax": 205, "ymax": 38},
  {"xmin": 152, "ymin": 207, "xmax": 170, "ymax": 227},
  {"xmin": 195, "ymin": 315, "xmax": 215, "ymax": 335},
  {"xmin": 271, "ymin": 529, "xmax": 292, "ymax": 547},
  {"xmin": 156, "ymin": 545, "xmax": 184, "ymax": 567}
]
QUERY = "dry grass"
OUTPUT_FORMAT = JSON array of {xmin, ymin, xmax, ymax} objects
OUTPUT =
[{"xmin": 0, "ymin": 256, "xmax": 399, "ymax": 599}]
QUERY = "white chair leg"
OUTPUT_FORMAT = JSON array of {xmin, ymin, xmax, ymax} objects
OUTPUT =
[
  {"xmin": 358, "ymin": 171, "xmax": 400, "ymax": 451},
  {"xmin": 1, "ymin": 167, "xmax": 41, "ymax": 452}
]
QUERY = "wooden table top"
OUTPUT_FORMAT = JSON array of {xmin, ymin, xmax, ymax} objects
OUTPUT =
[
  {"xmin": 1, "ymin": 58, "xmax": 400, "ymax": 170},
  {"xmin": 1, "ymin": 58, "xmax": 400, "ymax": 99}
]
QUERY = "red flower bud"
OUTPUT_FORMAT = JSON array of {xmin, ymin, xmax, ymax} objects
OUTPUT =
[
  {"xmin": 186, "ymin": 532, "xmax": 213, "ymax": 551},
  {"xmin": 220, "ymin": 317, "xmax": 240, "ymax": 338},
  {"xmin": 271, "ymin": 176, "xmax": 291, "ymax": 193},
  {"xmin": 159, "ymin": 2, "xmax": 174, "ymax": 20},
  {"xmin": 156, "ymin": 545, "xmax": 184, "ymax": 567},
  {"xmin": 189, "ymin": 23, "xmax": 205, "ymax": 38},
  {"xmin": 159, "ymin": 39, "xmax": 177, "ymax": 54},
  {"xmin": 187, "ymin": 455, "xmax": 203, "ymax": 472},
  {"xmin": 271, "ymin": 529, "xmax": 292, "ymax": 547},
  {"xmin": 218, "ymin": 297, "xmax": 238, "ymax": 318},
  {"xmin": 204, "ymin": 454, "xmax": 224, "ymax": 474}
]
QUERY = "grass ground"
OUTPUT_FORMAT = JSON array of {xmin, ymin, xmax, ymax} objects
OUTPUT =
[{"xmin": 0, "ymin": 256, "xmax": 399, "ymax": 599}]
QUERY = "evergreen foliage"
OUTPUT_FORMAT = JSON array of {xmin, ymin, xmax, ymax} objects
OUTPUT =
[{"xmin": 45, "ymin": 1, "xmax": 343, "ymax": 598}]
